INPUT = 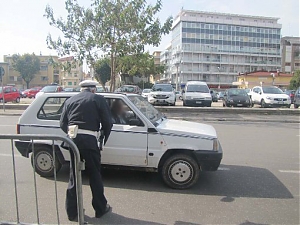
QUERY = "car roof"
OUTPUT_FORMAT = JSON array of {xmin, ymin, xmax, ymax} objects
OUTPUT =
[{"xmin": 186, "ymin": 81, "xmax": 207, "ymax": 85}]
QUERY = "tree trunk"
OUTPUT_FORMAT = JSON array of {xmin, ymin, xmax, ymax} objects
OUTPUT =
[{"xmin": 26, "ymin": 81, "xmax": 30, "ymax": 89}]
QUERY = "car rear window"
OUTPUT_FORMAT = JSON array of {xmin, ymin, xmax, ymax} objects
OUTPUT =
[{"xmin": 37, "ymin": 97, "xmax": 69, "ymax": 120}]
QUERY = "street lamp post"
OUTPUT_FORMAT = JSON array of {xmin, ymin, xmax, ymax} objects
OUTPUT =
[{"xmin": 217, "ymin": 66, "xmax": 220, "ymax": 89}]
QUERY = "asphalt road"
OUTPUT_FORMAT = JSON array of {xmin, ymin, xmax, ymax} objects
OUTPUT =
[{"xmin": 0, "ymin": 116, "xmax": 299, "ymax": 225}]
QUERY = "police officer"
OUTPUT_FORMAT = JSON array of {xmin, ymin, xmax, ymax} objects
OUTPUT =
[{"xmin": 60, "ymin": 80, "xmax": 113, "ymax": 221}]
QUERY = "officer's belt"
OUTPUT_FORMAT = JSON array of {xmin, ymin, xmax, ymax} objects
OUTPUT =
[{"xmin": 77, "ymin": 129, "xmax": 99, "ymax": 138}]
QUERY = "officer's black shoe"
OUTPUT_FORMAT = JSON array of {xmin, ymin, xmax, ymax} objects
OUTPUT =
[
  {"xmin": 95, "ymin": 204, "xmax": 111, "ymax": 218},
  {"xmin": 68, "ymin": 216, "xmax": 88, "ymax": 224}
]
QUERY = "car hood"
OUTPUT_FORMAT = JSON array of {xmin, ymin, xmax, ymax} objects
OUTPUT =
[
  {"xmin": 157, "ymin": 119, "xmax": 217, "ymax": 139},
  {"xmin": 265, "ymin": 94, "xmax": 289, "ymax": 98},
  {"xmin": 229, "ymin": 95, "xmax": 249, "ymax": 101},
  {"xmin": 151, "ymin": 91, "xmax": 173, "ymax": 95}
]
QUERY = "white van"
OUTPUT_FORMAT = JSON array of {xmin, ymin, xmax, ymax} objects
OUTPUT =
[
  {"xmin": 182, "ymin": 81, "xmax": 212, "ymax": 107},
  {"xmin": 15, "ymin": 92, "xmax": 222, "ymax": 189}
]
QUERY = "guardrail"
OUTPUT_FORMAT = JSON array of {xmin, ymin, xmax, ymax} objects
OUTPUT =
[{"xmin": 0, "ymin": 134, "xmax": 85, "ymax": 225}]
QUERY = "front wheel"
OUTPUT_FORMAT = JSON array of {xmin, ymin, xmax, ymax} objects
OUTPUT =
[
  {"xmin": 15, "ymin": 97, "xmax": 20, "ymax": 103},
  {"xmin": 31, "ymin": 146, "xmax": 62, "ymax": 177},
  {"xmin": 261, "ymin": 99, "xmax": 266, "ymax": 108},
  {"xmin": 161, "ymin": 154, "xmax": 200, "ymax": 189}
]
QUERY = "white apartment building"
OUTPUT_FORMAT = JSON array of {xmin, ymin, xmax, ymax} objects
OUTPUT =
[
  {"xmin": 161, "ymin": 10, "xmax": 282, "ymax": 88},
  {"xmin": 59, "ymin": 56, "xmax": 83, "ymax": 88}
]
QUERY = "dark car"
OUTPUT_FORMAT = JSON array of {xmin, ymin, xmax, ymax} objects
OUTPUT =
[
  {"xmin": 294, "ymin": 87, "xmax": 300, "ymax": 108},
  {"xmin": 218, "ymin": 91, "xmax": 225, "ymax": 100},
  {"xmin": 285, "ymin": 90, "xmax": 295, "ymax": 103},
  {"xmin": 210, "ymin": 90, "xmax": 218, "ymax": 102},
  {"xmin": 223, "ymin": 88, "xmax": 251, "ymax": 107},
  {"xmin": 116, "ymin": 85, "xmax": 142, "ymax": 94}
]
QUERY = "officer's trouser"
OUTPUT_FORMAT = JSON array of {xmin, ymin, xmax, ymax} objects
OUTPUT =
[{"xmin": 66, "ymin": 143, "xmax": 107, "ymax": 219}]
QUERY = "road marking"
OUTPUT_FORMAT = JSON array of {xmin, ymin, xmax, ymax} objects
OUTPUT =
[
  {"xmin": 0, "ymin": 153, "xmax": 22, "ymax": 158},
  {"xmin": 218, "ymin": 167, "xmax": 230, "ymax": 171},
  {"xmin": 279, "ymin": 170, "xmax": 300, "ymax": 174}
]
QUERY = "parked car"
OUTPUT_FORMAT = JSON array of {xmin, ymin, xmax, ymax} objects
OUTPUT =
[
  {"xmin": 285, "ymin": 90, "xmax": 295, "ymax": 103},
  {"xmin": 0, "ymin": 86, "xmax": 21, "ymax": 103},
  {"xmin": 116, "ymin": 85, "xmax": 142, "ymax": 94},
  {"xmin": 148, "ymin": 83, "xmax": 176, "ymax": 106},
  {"xmin": 293, "ymin": 87, "xmax": 300, "ymax": 108},
  {"xmin": 251, "ymin": 86, "xmax": 291, "ymax": 108},
  {"xmin": 182, "ymin": 81, "xmax": 212, "ymax": 107},
  {"xmin": 63, "ymin": 87, "xmax": 75, "ymax": 92},
  {"xmin": 15, "ymin": 92, "xmax": 222, "ymax": 189},
  {"xmin": 22, "ymin": 87, "xmax": 42, "ymax": 98},
  {"xmin": 141, "ymin": 89, "xmax": 151, "ymax": 99},
  {"xmin": 175, "ymin": 91, "xmax": 182, "ymax": 100},
  {"xmin": 218, "ymin": 91, "xmax": 225, "ymax": 100},
  {"xmin": 223, "ymin": 88, "xmax": 252, "ymax": 107},
  {"xmin": 210, "ymin": 90, "xmax": 218, "ymax": 102},
  {"xmin": 35, "ymin": 84, "xmax": 63, "ymax": 98}
]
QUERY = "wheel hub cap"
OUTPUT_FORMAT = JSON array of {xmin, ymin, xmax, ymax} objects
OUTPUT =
[
  {"xmin": 170, "ymin": 161, "xmax": 192, "ymax": 183},
  {"xmin": 36, "ymin": 153, "xmax": 53, "ymax": 172}
]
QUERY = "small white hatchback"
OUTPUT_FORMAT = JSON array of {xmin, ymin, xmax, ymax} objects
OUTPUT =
[{"xmin": 15, "ymin": 92, "xmax": 222, "ymax": 189}]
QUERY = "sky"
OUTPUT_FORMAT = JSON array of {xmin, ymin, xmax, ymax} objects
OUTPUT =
[{"xmin": 0, "ymin": 0, "xmax": 299, "ymax": 64}]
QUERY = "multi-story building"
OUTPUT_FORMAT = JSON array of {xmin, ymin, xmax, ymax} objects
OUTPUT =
[
  {"xmin": 150, "ymin": 51, "xmax": 162, "ymax": 83},
  {"xmin": 0, "ymin": 55, "xmax": 60, "ymax": 89},
  {"xmin": 59, "ymin": 56, "xmax": 83, "ymax": 88},
  {"xmin": 160, "ymin": 44, "xmax": 172, "ymax": 83},
  {"xmin": 161, "ymin": 10, "xmax": 282, "ymax": 89},
  {"xmin": 281, "ymin": 36, "xmax": 300, "ymax": 73}
]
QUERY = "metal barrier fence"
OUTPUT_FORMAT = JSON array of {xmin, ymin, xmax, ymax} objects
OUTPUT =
[{"xmin": 0, "ymin": 134, "xmax": 85, "ymax": 225}]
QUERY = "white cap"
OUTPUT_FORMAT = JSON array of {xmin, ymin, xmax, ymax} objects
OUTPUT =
[{"xmin": 79, "ymin": 80, "xmax": 99, "ymax": 87}]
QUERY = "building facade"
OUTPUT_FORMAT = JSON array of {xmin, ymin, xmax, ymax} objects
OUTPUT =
[
  {"xmin": 281, "ymin": 36, "xmax": 300, "ymax": 73},
  {"xmin": 237, "ymin": 71, "xmax": 292, "ymax": 89},
  {"xmin": 150, "ymin": 51, "xmax": 162, "ymax": 83},
  {"xmin": 58, "ymin": 56, "xmax": 83, "ymax": 88},
  {"xmin": 0, "ymin": 55, "xmax": 59, "ymax": 89},
  {"xmin": 161, "ymin": 10, "xmax": 282, "ymax": 89}
]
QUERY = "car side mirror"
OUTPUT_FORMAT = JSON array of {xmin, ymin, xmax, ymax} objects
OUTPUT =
[
  {"xmin": 129, "ymin": 118, "xmax": 141, "ymax": 126},
  {"xmin": 259, "ymin": 92, "xmax": 262, "ymax": 95}
]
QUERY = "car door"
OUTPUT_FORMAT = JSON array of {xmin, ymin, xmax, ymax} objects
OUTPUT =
[
  {"xmin": 4, "ymin": 87, "xmax": 12, "ymax": 102},
  {"xmin": 101, "ymin": 97, "xmax": 148, "ymax": 166},
  {"xmin": 252, "ymin": 87, "xmax": 259, "ymax": 103}
]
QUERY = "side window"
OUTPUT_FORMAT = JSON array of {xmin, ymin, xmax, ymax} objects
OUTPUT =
[
  {"xmin": 5, "ymin": 88, "xmax": 11, "ymax": 93},
  {"xmin": 12, "ymin": 88, "xmax": 17, "ymax": 92},
  {"xmin": 38, "ymin": 97, "xmax": 68, "ymax": 120},
  {"xmin": 107, "ymin": 98, "xmax": 143, "ymax": 126}
]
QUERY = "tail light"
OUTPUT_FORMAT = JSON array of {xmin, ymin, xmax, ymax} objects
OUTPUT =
[{"xmin": 17, "ymin": 124, "xmax": 20, "ymax": 134}]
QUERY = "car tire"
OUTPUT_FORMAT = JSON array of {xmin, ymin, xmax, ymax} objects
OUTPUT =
[
  {"xmin": 183, "ymin": 101, "xmax": 186, "ymax": 106},
  {"xmin": 286, "ymin": 104, "xmax": 291, "ymax": 108},
  {"xmin": 31, "ymin": 146, "xmax": 62, "ymax": 177},
  {"xmin": 171, "ymin": 102, "xmax": 176, "ymax": 106},
  {"xmin": 207, "ymin": 103, "xmax": 211, "ymax": 107},
  {"xmin": 222, "ymin": 101, "xmax": 225, "ymax": 107},
  {"xmin": 294, "ymin": 104, "xmax": 299, "ymax": 109},
  {"xmin": 261, "ymin": 99, "xmax": 266, "ymax": 108},
  {"xmin": 161, "ymin": 154, "xmax": 200, "ymax": 189},
  {"xmin": 15, "ymin": 97, "xmax": 20, "ymax": 103}
]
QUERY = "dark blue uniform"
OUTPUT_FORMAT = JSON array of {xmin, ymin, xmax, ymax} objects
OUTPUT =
[{"xmin": 60, "ymin": 89, "xmax": 112, "ymax": 220}]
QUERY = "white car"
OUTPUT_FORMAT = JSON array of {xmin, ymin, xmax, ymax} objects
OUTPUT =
[
  {"xmin": 251, "ymin": 86, "xmax": 291, "ymax": 108},
  {"xmin": 182, "ymin": 81, "xmax": 212, "ymax": 107},
  {"xmin": 15, "ymin": 92, "xmax": 222, "ymax": 189},
  {"xmin": 148, "ymin": 84, "xmax": 176, "ymax": 106},
  {"xmin": 141, "ymin": 89, "xmax": 151, "ymax": 99}
]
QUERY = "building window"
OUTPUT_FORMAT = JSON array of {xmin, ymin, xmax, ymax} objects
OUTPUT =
[
  {"xmin": 68, "ymin": 82, "xmax": 72, "ymax": 86},
  {"xmin": 41, "ymin": 76, "xmax": 48, "ymax": 81},
  {"xmin": 74, "ymin": 73, "xmax": 78, "ymax": 77},
  {"xmin": 295, "ymin": 63, "xmax": 300, "ymax": 67},
  {"xmin": 285, "ymin": 63, "xmax": 291, "ymax": 66},
  {"xmin": 74, "ymin": 82, "xmax": 77, "ymax": 86},
  {"xmin": 9, "ymin": 76, "xmax": 14, "ymax": 81},
  {"xmin": 40, "ymin": 65, "xmax": 48, "ymax": 71}
]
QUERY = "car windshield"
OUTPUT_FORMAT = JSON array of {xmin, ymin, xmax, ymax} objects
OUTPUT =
[
  {"xmin": 262, "ymin": 87, "xmax": 283, "ymax": 94},
  {"xmin": 245, "ymin": 88, "xmax": 251, "ymax": 93},
  {"xmin": 96, "ymin": 87, "xmax": 104, "ymax": 92},
  {"xmin": 142, "ymin": 89, "xmax": 151, "ymax": 93},
  {"xmin": 41, "ymin": 86, "xmax": 57, "ymax": 92},
  {"xmin": 119, "ymin": 86, "xmax": 135, "ymax": 93},
  {"xmin": 187, "ymin": 84, "xmax": 209, "ymax": 93},
  {"xmin": 128, "ymin": 95, "xmax": 163, "ymax": 126},
  {"xmin": 152, "ymin": 84, "xmax": 172, "ymax": 92},
  {"xmin": 228, "ymin": 89, "xmax": 248, "ymax": 97}
]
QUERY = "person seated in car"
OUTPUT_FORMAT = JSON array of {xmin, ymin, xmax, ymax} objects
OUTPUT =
[{"xmin": 111, "ymin": 100, "xmax": 127, "ymax": 124}]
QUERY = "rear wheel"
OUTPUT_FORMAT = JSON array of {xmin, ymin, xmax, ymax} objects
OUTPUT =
[
  {"xmin": 294, "ymin": 104, "xmax": 299, "ymax": 109},
  {"xmin": 15, "ymin": 97, "xmax": 20, "ymax": 103},
  {"xmin": 161, "ymin": 154, "xmax": 200, "ymax": 189},
  {"xmin": 31, "ymin": 146, "xmax": 62, "ymax": 177},
  {"xmin": 286, "ymin": 104, "xmax": 291, "ymax": 108}
]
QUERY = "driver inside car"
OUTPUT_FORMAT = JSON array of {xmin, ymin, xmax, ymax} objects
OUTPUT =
[{"xmin": 111, "ymin": 100, "xmax": 127, "ymax": 124}]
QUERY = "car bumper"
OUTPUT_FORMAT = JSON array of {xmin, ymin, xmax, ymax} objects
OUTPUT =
[
  {"xmin": 149, "ymin": 98, "xmax": 175, "ymax": 105},
  {"xmin": 193, "ymin": 147, "xmax": 223, "ymax": 171},
  {"xmin": 184, "ymin": 99, "xmax": 212, "ymax": 106},
  {"xmin": 264, "ymin": 99, "xmax": 291, "ymax": 106},
  {"xmin": 226, "ymin": 101, "xmax": 251, "ymax": 107},
  {"xmin": 15, "ymin": 140, "xmax": 30, "ymax": 157}
]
